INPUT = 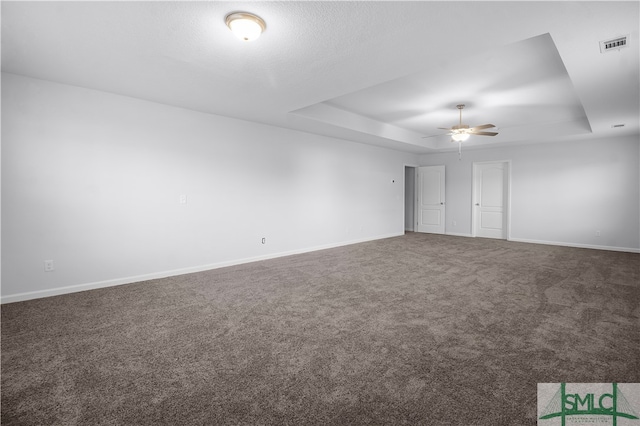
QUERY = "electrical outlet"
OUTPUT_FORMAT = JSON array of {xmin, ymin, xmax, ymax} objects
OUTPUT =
[
  {"xmin": 595, "ymin": 230, "xmax": 601, "ymax": 237},
  {"xmin": 453, "ymin": 220, "xmax": 457, "ymax": 226},
  {"xmin": 261, "ymin": 237, "xmax": 266, "ymax": 244},
  {"xmin": 44, "ymin": 260, "xmax": 54, "ymax": 272}
]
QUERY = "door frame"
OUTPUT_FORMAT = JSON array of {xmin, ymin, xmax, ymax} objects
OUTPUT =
[{"xmin": 471, "ymin": 160, "xmax": 512, "ymax": 240}]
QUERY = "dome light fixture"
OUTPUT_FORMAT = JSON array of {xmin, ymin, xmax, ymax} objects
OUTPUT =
[{"xmin": 225, "ymin": 12, "xmax": 266, "ymax": 42}]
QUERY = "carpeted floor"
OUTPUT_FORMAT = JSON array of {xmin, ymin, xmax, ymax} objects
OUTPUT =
[{"xmin": 2, "ymin": 233, "xmax": 639, "ymax": 425}]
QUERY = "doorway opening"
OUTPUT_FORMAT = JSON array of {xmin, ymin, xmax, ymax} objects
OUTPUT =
[{"xmin": 404, "ymin": 166, "xmax": 416, "ymax": 232}]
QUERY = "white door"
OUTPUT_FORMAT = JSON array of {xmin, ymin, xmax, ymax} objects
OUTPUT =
[
  {"xmin": 473, "ymin": 162, "xmax": 508, "ymax": 239},
  {"xmin": 416, "ymin": 165, "xmax": 445, "ymax": 234}
]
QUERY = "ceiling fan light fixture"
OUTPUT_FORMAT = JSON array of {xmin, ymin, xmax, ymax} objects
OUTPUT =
[
  {"xmin": 451, "ymin": 133, "xmax": 470, "ymax": 142},
  {"xmin": 225, "ymin": 12, "xmax": 266, "ymax": 41}
]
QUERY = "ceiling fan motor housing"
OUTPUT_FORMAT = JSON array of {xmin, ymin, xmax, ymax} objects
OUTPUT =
[{"xmin": 452, "ymin": 124, "xmax": 470, "ymax": 131}]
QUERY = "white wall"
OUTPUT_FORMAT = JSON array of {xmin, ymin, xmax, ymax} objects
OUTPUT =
[
  {"xmin": 1, "ymin": 73, "xmax": 417, "ymax": 302},
  {"xmin": 418, "ymin": 137, "xmax": 640, "ymax": 251}
]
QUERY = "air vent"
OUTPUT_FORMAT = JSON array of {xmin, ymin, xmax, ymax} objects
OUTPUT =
[{"xmin": 600, "ymin": 35, "xmax": 628, "ymax": 53}]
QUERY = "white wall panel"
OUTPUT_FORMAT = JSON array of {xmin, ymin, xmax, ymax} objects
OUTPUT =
[
  {"xmin": 1, "ymin": 73, "xmax": 416, "ymax": 301},
  {"xmin": 418, "ymin": 137, "xmax": 640, "ymax": 251}
]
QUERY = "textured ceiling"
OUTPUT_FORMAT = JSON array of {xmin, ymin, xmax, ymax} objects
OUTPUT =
[{"xmin": 2, "ymin": 1, "xmax": 639, "ymax": 154}]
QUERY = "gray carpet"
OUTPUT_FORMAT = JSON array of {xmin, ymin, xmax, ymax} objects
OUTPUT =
[{"xmin": 2, "ymin": 233, "xmax": 639, "ymax": 425}]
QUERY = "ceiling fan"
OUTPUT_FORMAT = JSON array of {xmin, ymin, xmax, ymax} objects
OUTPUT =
[
  {"xmin": 432, "ymin": 104, "xmax": 498, "ymax": 142},
  {"xmin": 423, "ymin": 104, "xmax": 498, "ymax": 159}
]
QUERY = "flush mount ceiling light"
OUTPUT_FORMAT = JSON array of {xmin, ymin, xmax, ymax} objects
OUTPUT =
[{"xmin": 225, "ymin": 12, "xmax": 266, "ymax": 42}]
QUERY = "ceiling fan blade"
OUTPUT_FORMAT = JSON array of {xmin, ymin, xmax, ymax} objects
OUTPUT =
[
  {"xmin": 469, "ymin": 124, "xmax": 495, "ymax": 131},
  {"xmin": 470, "ymin": 131, "xmax": 498, "ymax": 136}
]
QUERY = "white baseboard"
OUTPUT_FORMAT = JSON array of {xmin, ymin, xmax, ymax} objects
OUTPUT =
[
  {"xmin": 445, "ymin": 232, "xmax": 473, "ymax": 238},
  {"xmin": 508, "ymin": 237, "xmax": 640, "ymax": 253},
  {"xmin": 434, "ymin": 232, "xmax": 639, "ymax": 253},
  {"xmin": 1, "ymin": 232, "xmax": 404, "ymax": 304}
]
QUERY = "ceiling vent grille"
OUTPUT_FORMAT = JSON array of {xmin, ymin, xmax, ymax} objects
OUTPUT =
[{"xmin": 600, "ymin": 35, "xmax": 628, "ymax": 53}]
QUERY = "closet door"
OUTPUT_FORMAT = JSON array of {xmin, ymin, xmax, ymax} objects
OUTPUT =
[{"xmin": 416, "ymin": 165, "xmax": 445, "ymax": 234}]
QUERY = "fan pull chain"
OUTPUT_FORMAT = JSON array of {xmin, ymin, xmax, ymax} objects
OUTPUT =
[{"xmin": 458, "ymin": 141, "xmax": 462, "ymax": 160}]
